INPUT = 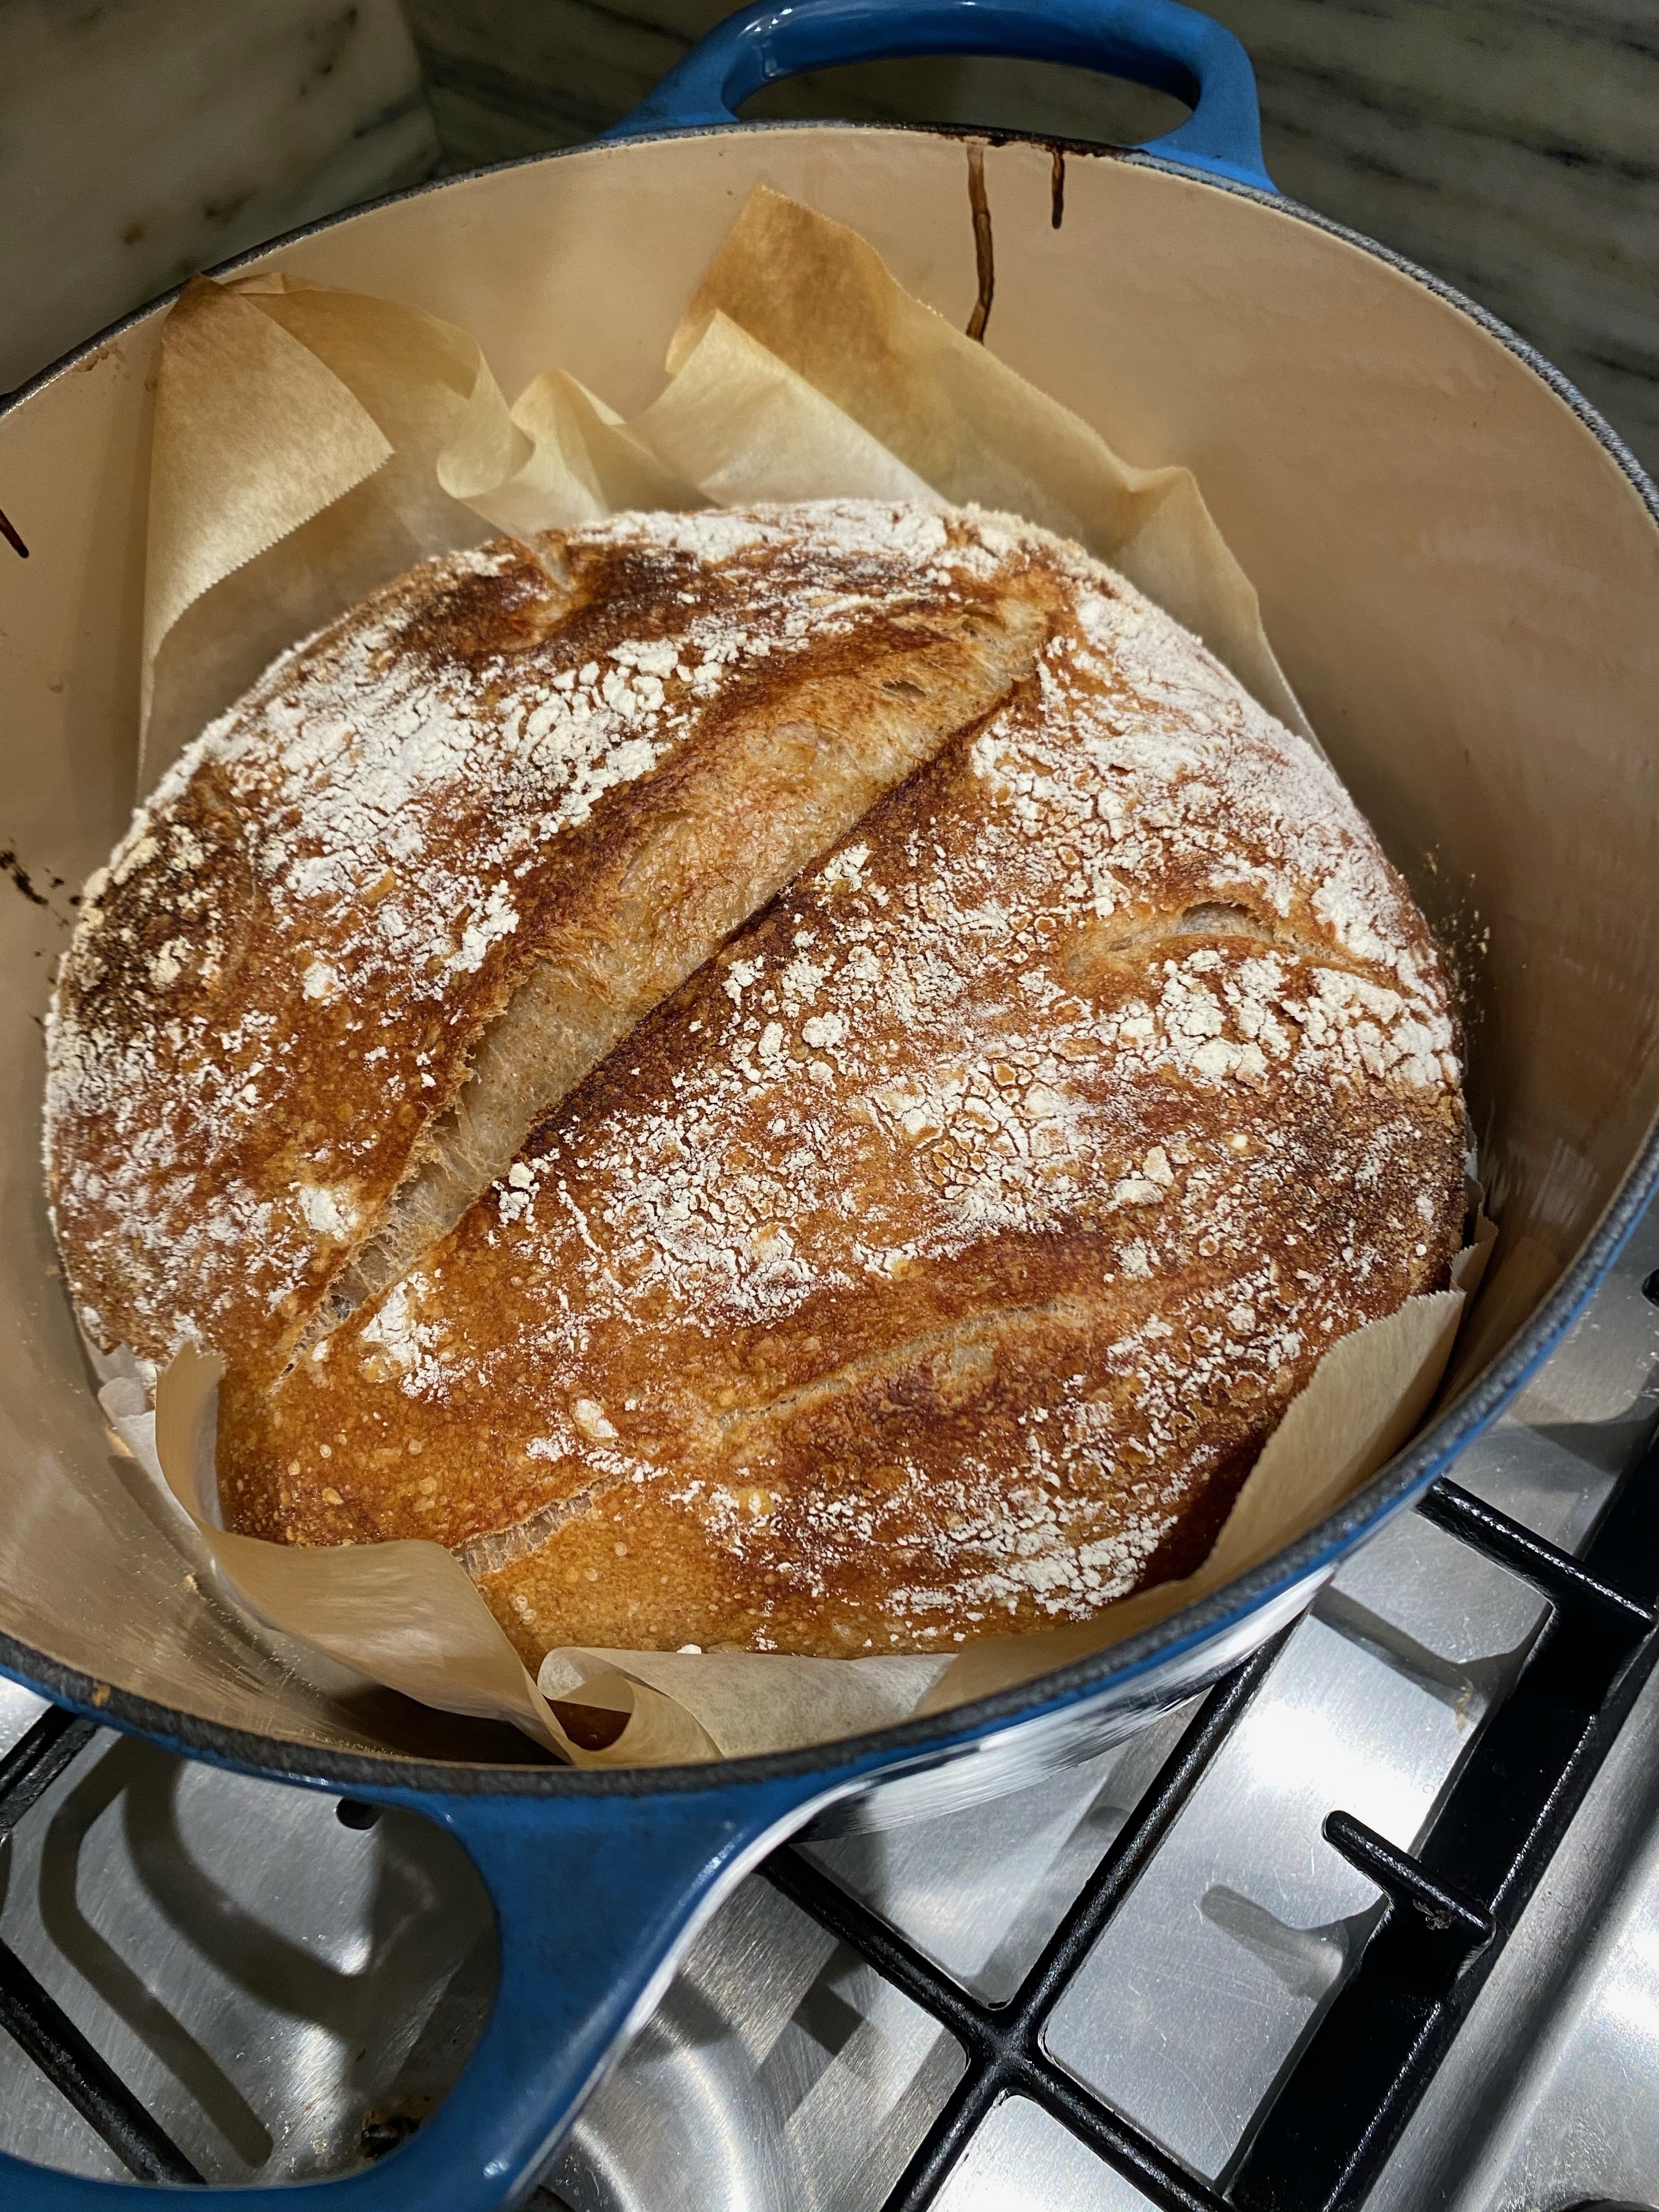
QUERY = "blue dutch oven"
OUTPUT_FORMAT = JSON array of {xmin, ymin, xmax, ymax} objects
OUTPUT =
[{"xmin": 2, "ymin": 0, "xmax": 1658, "ymax": 2203}]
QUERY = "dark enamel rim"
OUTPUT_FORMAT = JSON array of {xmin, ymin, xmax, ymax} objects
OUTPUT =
[{"xmin": 4, "ymin": 120, "xmax": 1657, "ymax": 1803}]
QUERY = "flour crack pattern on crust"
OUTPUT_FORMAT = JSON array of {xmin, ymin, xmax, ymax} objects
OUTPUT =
[
  {"xmin": 45, "ymin": 499, "xmax": 1056, "ymax": 1394},
  {"xmin": 161, "ymin": 502, "xmax": 1472, "ymax": 1665}
]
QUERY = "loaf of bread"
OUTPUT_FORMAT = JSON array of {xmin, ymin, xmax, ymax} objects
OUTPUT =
[
  {"xmin": 48, "ymin": 500, "xmax": 1465, "ymax": 1665},
  {"xmin": 46, "ymin": 503, "xmax": 1051, "ymax": 1388}
]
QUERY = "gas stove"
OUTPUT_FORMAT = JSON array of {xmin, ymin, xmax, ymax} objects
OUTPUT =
[{"xmin": 4, "ymin": 1204, "xmax": 1659, "ymax": 2212}]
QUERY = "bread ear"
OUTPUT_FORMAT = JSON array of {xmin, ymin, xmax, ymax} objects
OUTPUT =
[
  {"xmin": 48, "ymin": 504, "xmax": 1060, "ymax": 1390},
  {"xmin": 330, "ymin": 586, "xmax": 1054, "ymax": 1326}
]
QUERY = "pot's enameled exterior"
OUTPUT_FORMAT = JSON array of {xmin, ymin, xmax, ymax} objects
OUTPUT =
[{"xmin": 3, "ymin": 2, "xmax": 1658, "ymax": 2201}]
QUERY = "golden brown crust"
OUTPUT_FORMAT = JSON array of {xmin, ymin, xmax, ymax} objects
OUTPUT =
[
  {"xmin": 45, "ymin": 504, "xmax": 1055, "ymax": 1387},
  {"xmin": 211, "ymin": 509, "xmax": 1466, "ymax": 1663}
]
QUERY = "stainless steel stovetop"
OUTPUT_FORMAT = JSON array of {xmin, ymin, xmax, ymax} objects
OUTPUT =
[{"xmin": 4, "ymin": 1206, "xmax": 1659, "ymax": 2212}]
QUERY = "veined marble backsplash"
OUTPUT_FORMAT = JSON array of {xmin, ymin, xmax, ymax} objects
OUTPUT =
[
  {"xmin": 405, "ymin": 0, "xmax": 1659, "ymax": 478},
  {"xmin": 2, "ymin": 0, "xmax": 438, "ymax": 393}
]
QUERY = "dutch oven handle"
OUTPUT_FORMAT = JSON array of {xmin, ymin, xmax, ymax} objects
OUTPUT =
[
  {"xmin": 0, "ymin": 1765, "xmax": 847, "ymax": 2207},
  {"xmin": 604, "ymin": 0, "xmax": 1277, "ymax": 193}
]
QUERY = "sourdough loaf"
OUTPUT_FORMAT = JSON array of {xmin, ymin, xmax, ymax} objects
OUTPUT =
[
  {"xmin": 108, "ymin": 500, "xmax": 1470, "ymax": 1666},
  {"xmin": 46, "ymin": 503, "xmax": 1055, "ymax": 1389}
]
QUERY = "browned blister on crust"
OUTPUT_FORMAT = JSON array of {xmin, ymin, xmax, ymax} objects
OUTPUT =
[
  {"xmin": 45, "ymin": 504, "xmax": 1057, "ymax": 1387},
  {"xmin": 213, "ymin": 509, "xmax": 1467, "ymax": 1663}
]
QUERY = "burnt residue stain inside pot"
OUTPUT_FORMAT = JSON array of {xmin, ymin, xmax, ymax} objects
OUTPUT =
[
  {"xmin": 1, "ymin": 848, "xmax": 50, "ymax": 906},
  {"xmin": 965, "ymin": 140, "xmax": 995, "ymax": 342}
]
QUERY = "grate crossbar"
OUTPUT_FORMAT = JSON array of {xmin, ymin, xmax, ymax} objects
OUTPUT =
[
  {"xmin": 0, "ymin": 1709, "xmax": 204, "ymax": 2185},
  {"xmin": 0, "ymin": 1708, "xmax": 98, "ymax": 1838},
  {"xmin": 767, "ymin": 1638, "xmax": 1287, "ymax": 2212},
  {"xmin": 768, "ymin": 1448, "xmax": 1659, "ymax": 2212},
  {"xmin": 1230, "ymin": 1447, "xmax": 1659, "ymax": 2211}
]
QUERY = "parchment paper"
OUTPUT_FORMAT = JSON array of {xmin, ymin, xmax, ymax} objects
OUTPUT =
[
  {"xmin": 108, "ymin": 1218, "xmax": 1490, "ymax": 1766},
  {"xmin": 100, "ymin": 186, "xmax": 1486, "ymax": 1766},
  {"xmin": 96, "ymin": 1347, "xmax": 959, "ymax": 1769},
  {"xmin": 142, "ymin": 273, "xmax": 538, "ymax": 779},
  {"xmin": 138, "ymin": 189, "xmax": 1314, "ymax": 784},
  {"xmin": 665, "ymin": 190, "xmax": 1315, "ymax": 746}
]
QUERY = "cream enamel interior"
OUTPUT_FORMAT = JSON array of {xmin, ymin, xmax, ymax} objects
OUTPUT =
[{"xmin": 3, "ymin": 127, "xmax": 1657, "ymax": 1763}]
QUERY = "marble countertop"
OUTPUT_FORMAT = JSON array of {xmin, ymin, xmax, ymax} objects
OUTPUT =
[{"xmin": 2, "ymin": 0, "xmax": 438, "ymax": 394}]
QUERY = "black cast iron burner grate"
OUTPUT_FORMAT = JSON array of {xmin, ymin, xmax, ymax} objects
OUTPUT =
[
  {"xmin": 0, "ymin": 1708, "xmax": 202, "ymax": 2185},
  {"xmin": 766, "ymin": 1448, "xmax": 1659, "ymax": 2212},
  {"xmin": 2, "ymin": 1442, "xmax": 1658, "ymax": 2208}
]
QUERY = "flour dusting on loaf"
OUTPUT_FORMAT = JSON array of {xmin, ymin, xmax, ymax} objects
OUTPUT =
[
  {"xmin": 46, "ymin": 503, "xmax": 1056, "ymax": 1387},
  {"xmin": 159, "ymin": 502, "xmax": 1470, "ymax": 1663}
]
